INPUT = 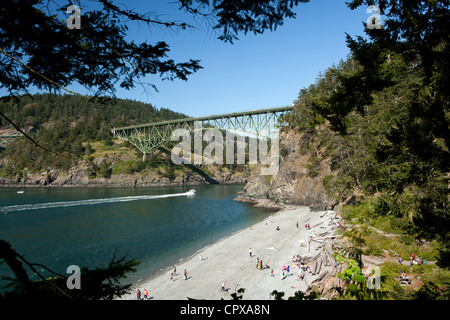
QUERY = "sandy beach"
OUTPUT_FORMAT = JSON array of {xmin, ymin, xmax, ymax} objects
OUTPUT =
[{"xmin": 118, "ymin": 206, "xmax": 337, "ymax": 300}]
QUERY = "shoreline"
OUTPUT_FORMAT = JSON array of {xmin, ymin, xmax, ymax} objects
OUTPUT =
[
  {"xmin": 0, "ymin": 181, "xmax": 246, "ymax": 188},
  {"xmin": 128, "ymin": 207, "xmax": 281, "ymax": 290},
  {"xmin": 118, "ymin": 205, "xmax": 338, "ymax": 300}
]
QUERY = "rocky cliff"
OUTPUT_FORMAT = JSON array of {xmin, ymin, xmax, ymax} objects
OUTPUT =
[
  {"xmin": 234, "ymin": 130, "xmax": 333, "ymax": 211},
  {"xmin": 0, "ymin": 163, "xmax": 248, "ymax": 188}
]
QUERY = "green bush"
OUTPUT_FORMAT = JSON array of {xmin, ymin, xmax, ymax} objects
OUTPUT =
[
  {"xmin": 365, "ymin": 243, "xmax": 384, "ymax": 257},
  {"xmin": 98, "ymin": 161, "xmax": 112, "ymax": 178},
  {"xmin": 112, "ymin": 160, "xmax": 146, "ymax": 175}
]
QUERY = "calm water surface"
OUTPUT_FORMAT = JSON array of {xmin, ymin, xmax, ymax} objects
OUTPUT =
[{"xmin": 0, "ymin": 185, "xmax": 275, "ymax": 290}]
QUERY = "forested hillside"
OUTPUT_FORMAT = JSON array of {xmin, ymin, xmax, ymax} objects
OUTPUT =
[
  {"xmin": 0, "ymin": 94, "xmax": 187, "ymax": 130},
  {"xmin": 283, "ymin": 53, "xmax": 448, "ymax": 267},
  {"xmin": 275, "ymin": 0, "xmax": 450, "ymax": 274},
  {"xmin": 0, "ymin": 94, "xmax": 187, "ymax": 175}
]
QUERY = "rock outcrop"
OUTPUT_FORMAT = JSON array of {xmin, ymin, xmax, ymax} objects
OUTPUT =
[
  {"xmin": 234, "ymin": 130, "xmax": 332, "ymax": 210},
  {"xmin": 0, "ymin": 163, "xmax": 248, "ymax": 187}
]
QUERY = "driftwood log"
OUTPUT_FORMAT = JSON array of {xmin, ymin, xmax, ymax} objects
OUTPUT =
[
  {"xmin": 298, "ymin": 212, "xmax": 347, "ymax": 298},
  {"xmin": 313, "ymin": 221, "xmax": 324, "ymax": 228},
  {"xmin": 305, "ymin": 235, "xmax": 311, "ymax": 253},
  {"xmin": 313, "ymin": 270, "xmax": 329, "ymax": 284}
]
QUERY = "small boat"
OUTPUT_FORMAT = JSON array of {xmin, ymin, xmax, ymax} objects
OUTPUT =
[
  {"xmin": 187, "ymin": 189, "xmax": 196, "ymax": 195},
  {"xmin": 17, "ymin": 190, "xmax": 25, "ymax": 194}
]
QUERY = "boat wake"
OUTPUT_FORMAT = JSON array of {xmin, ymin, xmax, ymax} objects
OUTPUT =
[{"xmin": 1, "ymin": 190, "xmax": 196, "ymax": 213}]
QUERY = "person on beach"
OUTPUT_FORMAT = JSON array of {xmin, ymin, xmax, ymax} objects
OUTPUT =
[
  {"xmin": 270, "ymin": 269, "xmax": 274, "ymax": 277},
  {"xmin": 143, "ymin": 289, "xmax": 148, "ymax": 300},
  {"xmin": 249, "ymin": 248, "xmax": 252, "ymax": 257},
  {"xmin": 298, "ymin": 267, "xmax": 303, "ymax": 280},
  {"xmin": 221, "ymin": 281, "xmax": 226, "ymax": 292},
  {"xmin": 136, "ymin": 289, "xmax": 141, "ymax": 300},
  {"xmin": 173, "ymin": 266, "xmax": 177, "ymax": 276},
  {"xmin": 170, "ymin": 273, "xmax": 174, "ymax": 281},
  {"xmin": 184, "ymin": 269, "xmax": 188, "ymax": 280},
  {"xmin": 256, "ymin": 258, "xmax": 259, "ymax": 269}
]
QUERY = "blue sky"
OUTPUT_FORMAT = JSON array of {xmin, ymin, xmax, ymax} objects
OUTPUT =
[
  {"xmin": 107, "ymin": 0, "xmax": 371, "ymax": 118},
  {"xmin": 5, "ymin": 1, "xmax": 373, "ymax": 118}
]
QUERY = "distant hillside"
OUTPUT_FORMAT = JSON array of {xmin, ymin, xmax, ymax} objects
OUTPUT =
[
  {"xmin": 0, "ymin": 93, "xmax": 187, "ymax": 137},
  {"xmin": 0, "ymin": 94, "xmax": 186, "ymax": 173},
  {"xmin": 0, "ymin": 94, "xmax": 251, "ymax": 186}
]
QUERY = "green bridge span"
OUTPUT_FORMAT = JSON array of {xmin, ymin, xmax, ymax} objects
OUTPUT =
[{"xmin": 112, "ymin": 106, "xmax": 293, "ymax": 158}]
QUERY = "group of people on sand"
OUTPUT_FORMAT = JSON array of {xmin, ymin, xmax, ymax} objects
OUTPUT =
[
  {"xmin": 136, "ymin": 288, "xmax": 149, "ymax": 300},
  {"xmin": 136, "ymin": 266, "xmax": 190, "ymax": 299},
  {"xmin": 279, "ymin": 263, "xmax": 310, "ymax": 281},
  {"xmin": 169, "ymin": 266, "xmax": 189, "ymax": 281},
  {"xmin": 280, "ymin": 265, "xmax": 292, "ymax": 279},
  {"xmin": 256, "ymin": 257, "xmax": 265, "ymax": 270}
]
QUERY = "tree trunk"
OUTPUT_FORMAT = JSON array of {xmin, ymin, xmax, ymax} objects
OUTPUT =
[{"xmin": 0, "ymin": 240, "xmax": 33, "ymax": 291}]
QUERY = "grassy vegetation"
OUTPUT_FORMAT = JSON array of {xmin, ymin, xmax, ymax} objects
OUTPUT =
[
  {"xmin": 379, "ymin": 262, "xmax": 450, "ymax": 300},
  {"xmin": 337, "ymin": 201, "xmax": 449, "ymax": 300}
]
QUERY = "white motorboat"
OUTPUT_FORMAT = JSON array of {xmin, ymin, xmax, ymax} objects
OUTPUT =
[
  {"xmin": 17, "ymin": 190, "xmax": 25, "ymax": 194},
  {"xmin": 187, "ymin": 189, "xmax": 196, "ymax": 195}
]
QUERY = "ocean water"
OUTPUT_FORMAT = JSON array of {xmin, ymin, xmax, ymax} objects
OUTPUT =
[{"xmin": 0, "ymin": 185, "xmax": 276, "ymax": 291}]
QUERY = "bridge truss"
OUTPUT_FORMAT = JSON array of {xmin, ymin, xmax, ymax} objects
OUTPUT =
[{"xmin": 112, "ymin": 106, "xmax": 293, "ymax": 158}]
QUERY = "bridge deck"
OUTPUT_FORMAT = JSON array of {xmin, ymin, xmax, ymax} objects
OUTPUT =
[{"xmin": 114, "ymin": 106, "xmax": 293, "ymax": 131}]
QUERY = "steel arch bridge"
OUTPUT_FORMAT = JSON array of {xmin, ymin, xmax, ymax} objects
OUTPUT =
[{"xmin": 112, "ymin": 106, "xmax": 293, "ymax": 158}]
